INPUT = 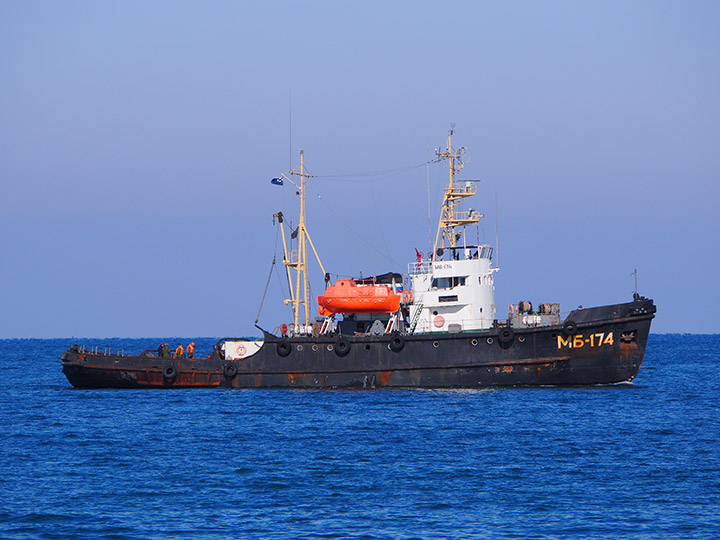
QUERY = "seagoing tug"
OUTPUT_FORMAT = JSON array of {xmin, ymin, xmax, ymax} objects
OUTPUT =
[{"xmin": 61, "ymin": 127, "xmax": 656, "ymax": 389}]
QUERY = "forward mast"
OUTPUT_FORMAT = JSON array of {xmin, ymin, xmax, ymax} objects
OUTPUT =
[{"xmin": 276, "ymin": 150, "xmax": 326, "ymax": 334}]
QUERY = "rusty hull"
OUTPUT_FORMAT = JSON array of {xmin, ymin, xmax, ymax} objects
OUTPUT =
[
  {"xmin": 61, "ymin": 297, "xmax": 655, "ymax": 389},
  {"xmin": 61, "ymin": 350, "xmax": 223, "ymax": 389}
]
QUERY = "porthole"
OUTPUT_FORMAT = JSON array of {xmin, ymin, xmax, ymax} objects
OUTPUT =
[
  {"xmin": 296, "ymin": 345, "xmax": 303, "ymax": 351},
  {"xmin": 327, "ymin": 344, "xmax": 334, "ymax": 351},
  {"xmin": 471, "ymin": 339, "xmax": 478, "ymax": 346},
  {"xmin": 433, "ymin": 341, "xmax": 439, "ymax": 348},
  {"xmin": 365, "ymin": 344, "xmax": 370, "ymax": 350},
  {"xmin": 487, "ymin": 337, "xmax": 494, "ymax": 344},
  {"xmin": 518, "ymin": 336, "xmax": 525, "ymax": 343},
  {"xmin": 312, "ymin": 344, "xmax": 318, "ymax": 351}
]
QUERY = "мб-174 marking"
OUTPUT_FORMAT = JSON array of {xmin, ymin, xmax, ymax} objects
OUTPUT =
[{"xmin": 557, "ymin": 332, "xmax": 614, "ymax": 349}]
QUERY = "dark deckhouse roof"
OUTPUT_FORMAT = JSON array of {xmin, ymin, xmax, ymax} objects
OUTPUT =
[{"xmin": 355, "ymin": 272, "xmax": 402, "ymax": 285}]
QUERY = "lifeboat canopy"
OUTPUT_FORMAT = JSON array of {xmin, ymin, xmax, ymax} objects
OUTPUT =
[{"xmin": 318, "ymin": 279, "xmax": 401, "ymax": 316}]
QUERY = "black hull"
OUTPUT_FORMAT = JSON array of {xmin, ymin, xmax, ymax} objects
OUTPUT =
[{"xmin": 61, "ymin": 298, "xmax": 655, "ymax": 389}]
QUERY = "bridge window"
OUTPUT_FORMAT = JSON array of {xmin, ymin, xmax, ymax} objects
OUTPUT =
[{"xmin": 431, "ymin": 276, "xmax": 466, "ymax": 289}]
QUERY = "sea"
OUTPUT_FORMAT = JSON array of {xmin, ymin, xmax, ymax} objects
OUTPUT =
[{"xmin": 1, "ymin": 335, "xmax": 718, "ymax": 540}]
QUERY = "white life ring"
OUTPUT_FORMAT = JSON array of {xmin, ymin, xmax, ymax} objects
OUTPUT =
[{"xmin": 235, "ymin": 343, "xmax": 247, "ymax": 357}]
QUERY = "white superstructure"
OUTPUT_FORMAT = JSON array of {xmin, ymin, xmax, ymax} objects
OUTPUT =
[
  {"xmin": 405, "ymin": 125, "xmax": 497, "ymax": 334},
  {"xmin": 408, "ymin": 245, "xmax": 497, "ymax": 333}
]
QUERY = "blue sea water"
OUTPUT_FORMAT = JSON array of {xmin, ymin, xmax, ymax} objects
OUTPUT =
[{"xmin": 0, "ymin": 335, "xmax": 718, "ymax": 539}]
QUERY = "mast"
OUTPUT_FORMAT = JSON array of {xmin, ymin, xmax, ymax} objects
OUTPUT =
[
  {"xmin": 277, "ymin": 150, "xmax": 327, "ymax": 332},
  {"xmin": 433, "ymin": 125, "xmax": 483, "ymax": 256}
]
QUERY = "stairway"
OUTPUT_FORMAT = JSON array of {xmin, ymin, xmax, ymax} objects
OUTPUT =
[{"xmin": 408, "ymin": 303, "xmax": 424, "ymax": 335}]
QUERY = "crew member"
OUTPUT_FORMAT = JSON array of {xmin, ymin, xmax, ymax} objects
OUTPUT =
[
  {"xmin": 163, "ymin": 343, "xmax": 170, "ymax": 358},
  {"xmin": 187, "ymin": 342, "xmax": 195, "ymax": 358},
  {"xmin": 175, "ymin": 344, "xmax": 184, "ymax": 358},
  {"xmin": 158, "ymin": 343, "xmax": 164, "ymax": 357},
  {"xmin": 281, "ymin": 323, "xmax": 288, "ymax": 337}
]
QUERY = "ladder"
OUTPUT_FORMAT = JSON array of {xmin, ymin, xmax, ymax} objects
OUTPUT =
[
  {"xmin": 384, "ymin": 311, "xmax": 403, "ymax": 334},
  {"xmin": 408, "ymin": 303, "xmax": 424, "ymax": 335},
  {"xmin": 319, "ymin": 316, "xmax": 334, "ymax": 335}
]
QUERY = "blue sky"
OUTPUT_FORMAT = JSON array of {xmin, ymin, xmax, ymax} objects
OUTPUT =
[{"xmin": 1, "ymin": 1, "xmax": 718, "ymax": 337}]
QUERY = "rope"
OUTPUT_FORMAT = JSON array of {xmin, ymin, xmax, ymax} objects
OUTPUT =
[
  {"xmin": 255, "ymin": 225, "xmax": 282, "ymax": 324},
  {"xmin": 312, "ymin": 159, "xmax": 441, "ymax": 183},
  {"xmin": 255, "ymin": 255, "xmax": 276, "ymax": 324},
  {"xmin": 370, "ymin": 182, "xmax": 392, "ymax": 261},
  {"xmin": 274, "ymin": 260, "xmax": 294, "ymax": 319},
  {"xmin": 316, "ymin": 194, "xmax": 402, "ymax": 267}
]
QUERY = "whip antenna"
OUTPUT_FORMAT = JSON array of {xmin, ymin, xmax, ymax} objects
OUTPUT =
[
  {"xmin": 495, "ymin": 187, "xmax": 499, "ymax": 268},
  {"xmin": 427, "ymin": 148, "xmax": 432, "ymax": 256}
]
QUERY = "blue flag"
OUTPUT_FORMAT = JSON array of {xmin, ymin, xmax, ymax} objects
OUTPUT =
[{"xmin": 271, "ymin": 178, "xmax": 284, "ymax": 186}]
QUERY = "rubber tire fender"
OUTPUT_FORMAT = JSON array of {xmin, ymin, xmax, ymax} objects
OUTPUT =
[
  {"xmin": 223, "ymin": 363, "xmax": 238, "ymax": 379},
  {"xmin": 163, "ymin": 365, "xmax": 178, "ymax": 380},
  {"xmin": 335, "ymin": 338, "xmax": 351, "ymax": 357},
  {"xmin": 497, "ymin": 327, "xmax": 515, "ymax": 345},
  {"xmin": 277, "ymin": 339, "xmax": 291, "ymax": 357},
  {"xmin": 563, "ymin": 320, "xmax": 578, "ymax": 336},
  {"xmin": 389, "ymin": 335, "xmax": 405, "ymax": 352}
]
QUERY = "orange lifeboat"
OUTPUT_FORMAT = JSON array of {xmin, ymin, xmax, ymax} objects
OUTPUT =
[{"xmin": 317, "ymin": 279, "xmax": 401, "ymax": 316}]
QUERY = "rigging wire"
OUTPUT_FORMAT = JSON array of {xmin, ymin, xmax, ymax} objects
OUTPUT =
[
  {"xmin": 255, "ymin": 224, "xmax": 282, "ymax": 324},
  {"xmin": 270, "ymin": 155, "xmax": 448, "ymax": 291},
  {"xmin": 426, "ymin": 155, "xmax": 432, "ymax": 256},
  {"xmin": 255, "ymin": 255, "xmax": 276, "ymax": 324},
  {"xmin": 311, "ymin": 158, "xmax": 441, "ymax": 183},
  {"xmin": 316, "ymin": 194, "xmax": 402, "ymax": 267},
  {"xmin": 274, "ymin": 261, "xmax": 293, "ymax": 320},
  {"xmin": 277, "ymin": 217, "xmax": 296, "ymax": 315},
  {"xmin": 288, "ymin": 90, "xmax": 292, "ymax": 171},
  {"xmin": 370, "ymin": 182, "xmax": 392, "ymax": 262}
]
